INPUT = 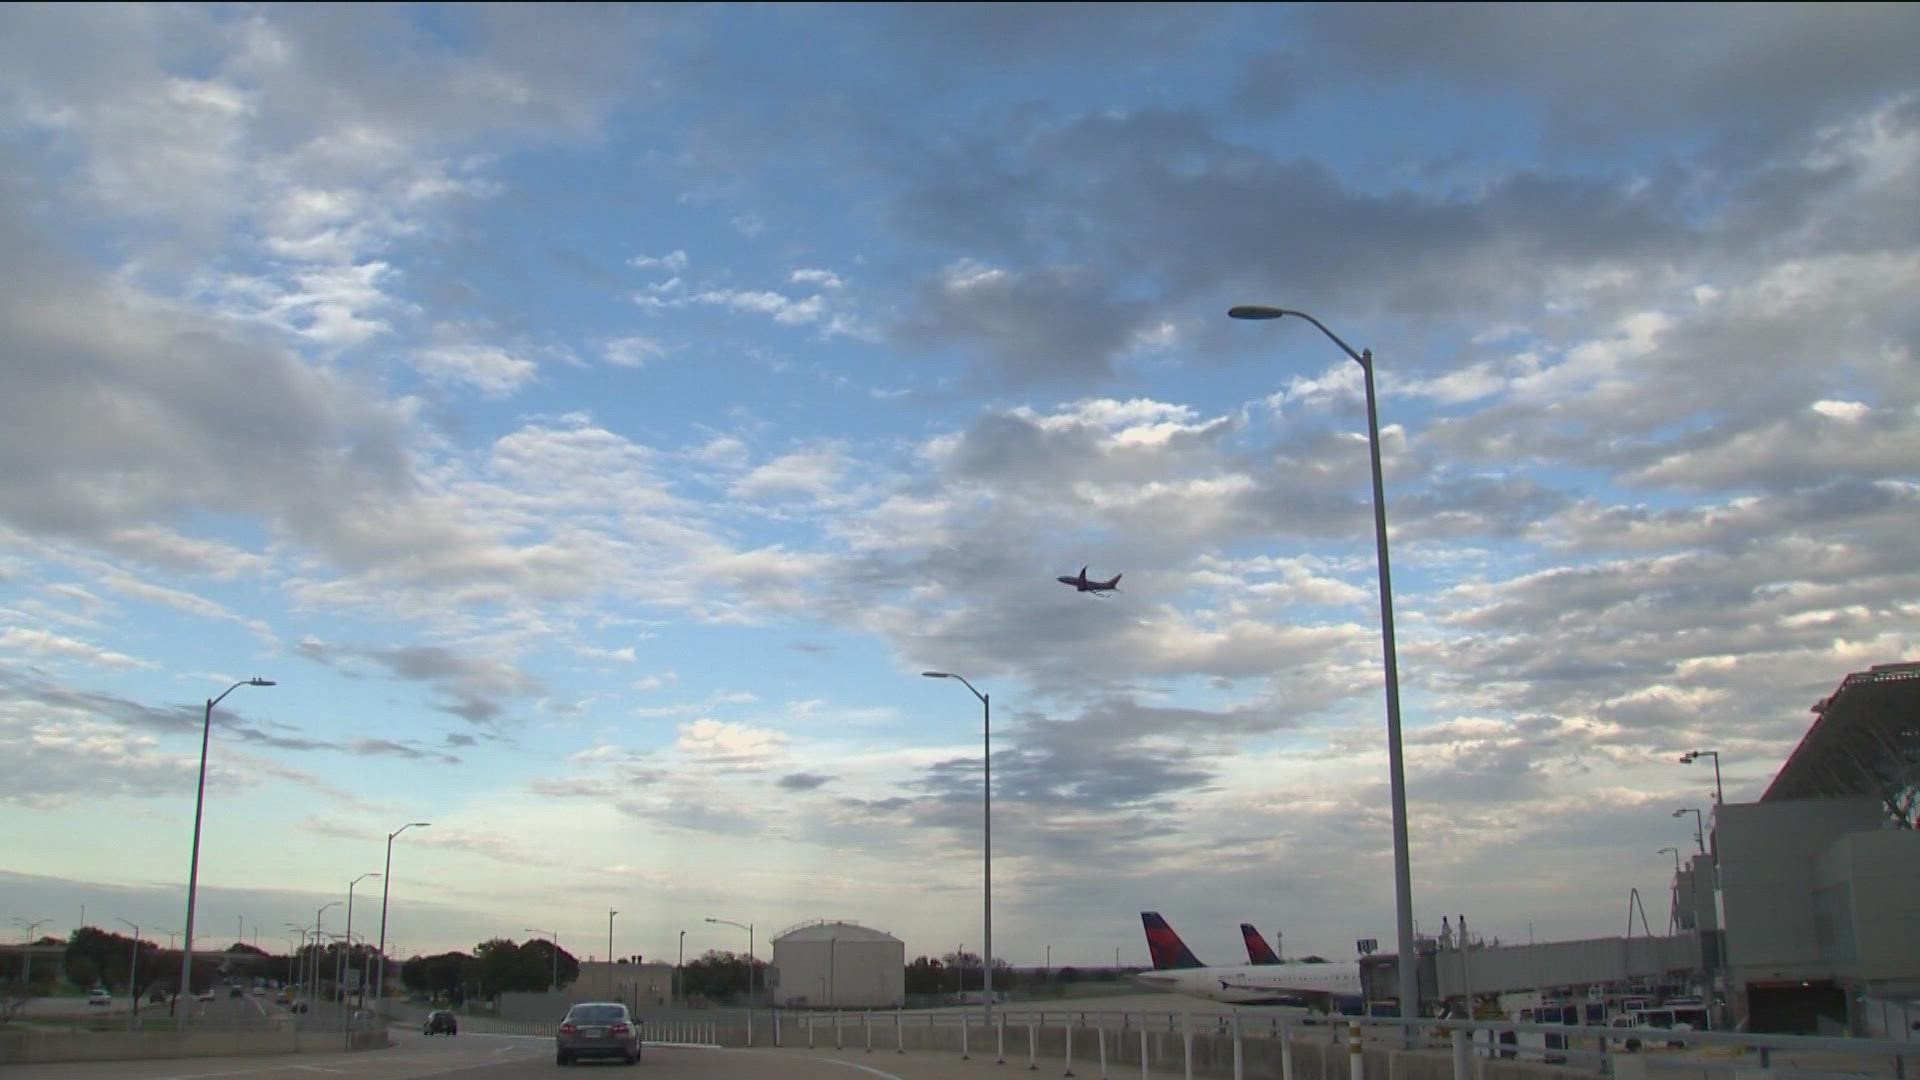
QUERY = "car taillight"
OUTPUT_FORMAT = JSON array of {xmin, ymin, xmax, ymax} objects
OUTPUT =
[
  {"xmin": 559, "ymin": 1023, "xmax": 576, "ymax": 1034},
  {"xmin": 610, "ymin": 1023, "xmax": 630, "ymax": 1035}
]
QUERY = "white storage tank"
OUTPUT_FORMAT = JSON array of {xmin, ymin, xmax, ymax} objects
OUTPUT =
[{"xmin": 770, "ymin": 920, "xmax": 904, "ymax": 1008}]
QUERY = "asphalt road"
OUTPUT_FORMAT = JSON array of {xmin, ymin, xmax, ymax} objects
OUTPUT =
[{"xmin": 10, "ymin": 1028, "xmax": 1177, "ymax": 1079}]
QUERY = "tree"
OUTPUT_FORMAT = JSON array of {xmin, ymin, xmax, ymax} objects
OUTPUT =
[
  {"xmin": 680, "ymin": 949, "xmax": 763, "ymax": 1002},
  {"xmin": 904, "ymin": 956, "xmax": 948, "ymax": 997},
  {"xmin": 401, "ymin": 952, "xmax": 474, "ymax": 1002},
  {"xmin": 65, "ymin": 928, "xmax": 154, "ymax": 993}
]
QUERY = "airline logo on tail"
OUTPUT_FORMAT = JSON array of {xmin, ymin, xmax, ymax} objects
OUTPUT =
[
  {"xmin": 1241, "ymin": 923, "xmax": 1282, "ymax": 965},
  {"xmin": 1140, "ymin": 911, "xmax": 1205, "ymax": 970}
]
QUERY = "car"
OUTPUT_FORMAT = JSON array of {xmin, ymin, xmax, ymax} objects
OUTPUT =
[
  {"xmin": 229, "ymin": 985, "xmax": 244, "ymax": 998},
  {"xmin": 148, "ymin": 988, "xmax": 167, "ymax": 1005},
  {"xmin": 555, "ymin": 1001, "xmax": 640, "ymax": 1066},
  {"xmin": 87, "ymin": 988, "xmax": 111, "ymax": 1006},
  {"xmin": 197, "ymin": 988, "xmax": 216, "ymax": 1002},
  {"xmin": 424, "ymin": 1010, "xmax": 458, "ymax": 1036}
]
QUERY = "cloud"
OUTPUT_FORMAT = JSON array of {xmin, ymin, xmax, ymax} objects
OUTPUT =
[
  {"xmin": 0, "ymin": 627, "xmax": 150, "ymax": 670},
  {"xmin": 602, "ymin": 335, "xmax": 667, "ymax": 368},
  {"xmin": 675, "ymin": 718, "xmax": 788, "ymax": 770},
  {"xmin": 778, "ymin": 771, "xmax": 833, "ymax": 791},
  {"xmin": 411, "ymin": 344, "xmax": 540, "ymax": 398}
]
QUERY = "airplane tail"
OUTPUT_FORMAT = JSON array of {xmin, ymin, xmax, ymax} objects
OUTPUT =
[
  {"xmin": 1140, "ymin": 911, "xmax": 1205, "ymax": 971},
  {"xmin": 1103, "ymin": 573, "xmax": 1122, "ymax": 590},
  {"xmin": 1241, "ymin": 923, "xmax": 1282, "ymax": 965}
]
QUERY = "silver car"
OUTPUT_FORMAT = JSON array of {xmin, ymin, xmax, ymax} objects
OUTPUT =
[{"xmin": 556, "ymin": 1001, "xmax": 640, "ymax": 1066}]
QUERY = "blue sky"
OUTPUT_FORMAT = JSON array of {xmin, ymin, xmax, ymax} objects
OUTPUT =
[{"xmin": 2, "ymin": 3, "xmax": 1917, "ymax": 971}]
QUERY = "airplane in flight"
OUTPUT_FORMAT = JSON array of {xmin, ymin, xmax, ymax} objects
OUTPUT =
[
  {"xmin": 1135, "ymin": 912, "xmax": 1367, "ymax": 1012},
  {"xmin": 1057, "ymin": 565, "xmax": 1122, "ymax": 594}
]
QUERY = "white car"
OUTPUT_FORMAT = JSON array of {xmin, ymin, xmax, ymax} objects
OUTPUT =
[{"xmin": 87, "ymin": 988, "xmax": 111, "ymax": 1006}]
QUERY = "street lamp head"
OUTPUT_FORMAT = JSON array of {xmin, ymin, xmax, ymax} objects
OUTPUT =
[
  {"xmin": 1228, "ymin": 305, "xmax": 1288, "ymax": 321},
  {"xmin": 248, "ymin": 678, "xmax": 276, "ymax": 687},
  {"xmin": 1679, "ymin": 752, "xmax": 1696, "ymax": 764},
  {"xmin": 921, "ymin": 672, "xmax": 951, "ymax": 679},
  {"xmin": 1672, "ymin": 809, "xmax": 1685, "ymax": 818}
]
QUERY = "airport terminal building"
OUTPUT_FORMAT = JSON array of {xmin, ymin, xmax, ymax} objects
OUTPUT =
[{"xmin": 1396, "ymin": 662, "xmax": 1919, "ymax": 1035}]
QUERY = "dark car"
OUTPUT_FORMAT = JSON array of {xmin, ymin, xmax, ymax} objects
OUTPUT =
[
  {"xmin": 424, "ymin": 1010, "xmax": 458, "ymax": 1036},
  {"xmin": 556, "ymin": 1001, "xmax": 640, "ymax": 1065}
]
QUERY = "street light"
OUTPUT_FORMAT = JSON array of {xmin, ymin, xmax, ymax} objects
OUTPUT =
[
  {"xmin": 312, "ymin": 901, "xmax": 340, "ymax": 1010},
  {"xmin": 114, "ymin": 919, "xmax": 141, "ymax": 1018},
  {"xmin": 1658, "ymin": 846, "xmax": 1682, "ymax": 876},
  {"xmin": 705, "ymin": 917, "xmax": 755, "ymax": 1044},
  {"xmin": 1673, "ymin": 808, "xmax": 1706, "ymax": 854},
  {"xmin": 525, "ymin": 928, "xmax": 560, "ymax": 991},
  {"xmin": 1658, "ymin": 846, "xmax": 1684, "ymax": 933},
  {"xmin": 344, "ymin": 873, "xmax": 379, "ymax": 1006},
  {"xmin": 1679, "ymin": 750, "xmax": 1724, "ymax": 806},
  {"xmin": 1230, "ymin": 305, "xmax": 1418, "ymax": 1035},
  {"xmin": 677, "ymin": 930, "xmax": 686, "ymax": 1007},
  {"xmin": 12, "ymin": 918, "xmax": 49, "ymax": 990},
  {"xmin": 180, "ymin": 676, "xmax": 275, "ymax": 1019},
  {"xmin": 921, "ymin": 670, "xmax": 995, "ymax": 1032},
  {"xmin": 373, "ymin": 821, "xmax": 430, "ymax": 1008},
  {"xmin": 607, "ymin": 909, "xmax": 617, "ymax": 969}
]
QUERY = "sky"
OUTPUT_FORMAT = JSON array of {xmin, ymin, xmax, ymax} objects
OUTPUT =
[{"xmin": 2, "ymin": 3, "xmax": 1917, "ymax": 974}]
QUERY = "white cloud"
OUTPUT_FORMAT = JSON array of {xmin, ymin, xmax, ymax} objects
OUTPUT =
[
  {"xmin": 412, "ymin": 345, "xmax": 539, "ymax": 398},
  {"xmin": 0, "ymin": 627, "xmax": 151, "ymax": 670},
  {"xmin": 675, "ymin": 718, "xmax": 788, "ymax": 768},
  {"xmin": 603, "ymin": 335, "xmax": 667, "ymax": 368},
  {"xmin": 628, "ymin": 250, "xmax": 689, "ymax": 273}
]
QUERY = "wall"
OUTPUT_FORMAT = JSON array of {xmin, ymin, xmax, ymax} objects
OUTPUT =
[
  {"xmin": 0, "ymin": 1026, "xmax": 387, "ymax": 1065},
  {"xmin": 1718, "ymin": 796, "xmax": 1883, "ymax": 980}
]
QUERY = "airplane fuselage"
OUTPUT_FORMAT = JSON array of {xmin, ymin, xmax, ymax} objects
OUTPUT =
[{"xmin": 1134, "ymin": 960, "xmax": 1366, "ymax": 1009}]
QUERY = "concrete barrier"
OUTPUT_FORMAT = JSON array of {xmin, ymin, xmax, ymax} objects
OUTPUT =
[{"xmin": 0, "ymin": 1025, "xmax": 390, "ymax": 1065}]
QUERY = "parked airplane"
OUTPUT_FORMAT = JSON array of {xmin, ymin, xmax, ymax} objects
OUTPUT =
[
  {"xmin": 1057, "ymin": 565, "xmax": 1122, "ymax": 594},
  {"xmin": 1241, "ymin": 923, "xmax": 1282, "ymax": 965},
  {"xmin": 1136, "ymin": 912, "xmax": 1366, "ymax": 1011}
]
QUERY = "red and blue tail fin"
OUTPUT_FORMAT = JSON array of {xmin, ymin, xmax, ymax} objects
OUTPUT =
[
  {"xmin": 1241, "ymin": 923, "xmax": 1282, "ymax": 965},
  {"xmin": 1140, "ymin": 911, "xmax": 1205, "ymax": 970}
]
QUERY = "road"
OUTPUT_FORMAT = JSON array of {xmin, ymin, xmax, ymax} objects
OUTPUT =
[{"xmin": 9, "ymin": 1028, "xmax": 1174, "ymax": 1079}]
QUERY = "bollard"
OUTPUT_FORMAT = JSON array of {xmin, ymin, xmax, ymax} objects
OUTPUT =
[
  {"xmin": 1280, "ymin": 1021, "xmax": 1295, "ymax": 1080},
  {"xmin": 1098, "ymin": 1017, "xmax": 1108, "ymax": 1079},
  {"xmin": 1066, "ymin": 1018, "xmax": 1076, "ymax": 1078},
  {"xmin": 998, "ymin": 1009, "xmax": 1007, "ymax": 1064},
  {"xmin": 808, "ymin": 1012, "xmax": 816, "ymax": 1049},
  {"xmin": 866, "ymin": 1010, "xmax": 873, "ymax": 1054},
  {"xmin": 897, "ymin": 1007, "xmax": 905, "ymax": 1054},
  {"xmin": 835, "ymin": 1009, "xmax": 844, "ymax": 1050},
  {"xmin": 747, "ymin": 1005, "xmax": 754, "ymax": 1048},
  {"xmin": 1030, "ymin": 1019, "xmax": 1040, "ymax": 1071},
  {"xmin": 1232, "ymin": 1011, "xmax": 1243, "ymax": 1080},
  {"xmin": 776, "ymin": 1009, "xmax": 782, "ymax": 1048},
  {"xmin": 1140, "ymin": 1027, "xmax": 1150, "ymax": 1080},
  {"xmin": 963, "ymin": 1011, "xmax": 971, "ymax": 1059},
  {"xmin": 1183, "ymin": 1012, "xmax": 1195, "ymax": 1080},
  {"xmin": 1348, "ymin": 1020, "xmax": 1364, "ymax": 1080},
  {"xmin": 1451, "ymin": 1027, "xmax": 1471, "ymax": 1080}
]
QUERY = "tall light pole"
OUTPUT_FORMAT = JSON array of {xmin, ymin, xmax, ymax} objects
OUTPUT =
[
  {"xmin": 1230, "ymin": 305, "xmax": 1418, "ymax": 1036},
  {"xmin": 179, "ymin": 676, "xmax": 275, "ymax": 1019},
  {"xmin": 1673, "ymin": 808, "xmax": 1706, "ymax": 854},
  {"xmin": 705, "ymin": 917, "xmax": 755, "ymax": 1043},
  {"xmin": 1679, "ymin": 750, "xmax": 1724, "ymax": 806},
  {"xmin": 13, "ymin": 918, "xmax": 49, "ymax": 991},
  {"xmin": 921, "ymin": 671, "xmax": 995, "ymax": 1030},
  {"xmin": 525, "ymin": 928, "xmax": 559, "ymax": 991},
  {"xmin": 607, "ymin": 909, "xmax": 617, "ymax": 969},
  {"xmin": 1658, "ymin": 847, "xmax": 1683, "ymax": 933},
  {"xmin": 677, "ymin": 930, "xmax": 686, "ymax": 1006},
  {"xmin": 344, "ymin": 873, "xmax": 379, "ymax": 1005},
  {"xmin": 114, "ymin": 919, "xmax": 141, "ymax": 1025},
  {"xmin": 373, "ymin": 821, "xmax": 430, "ymax": 1008},
  {"xmin": 312, "ymin": 901, "xmax": 339, "ymax": 1009}
]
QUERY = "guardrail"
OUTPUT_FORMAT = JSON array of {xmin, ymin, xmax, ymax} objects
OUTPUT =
[{"xmin": 733, "ymin": 1008, "xmax": 1915, "ymax": 1080}]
